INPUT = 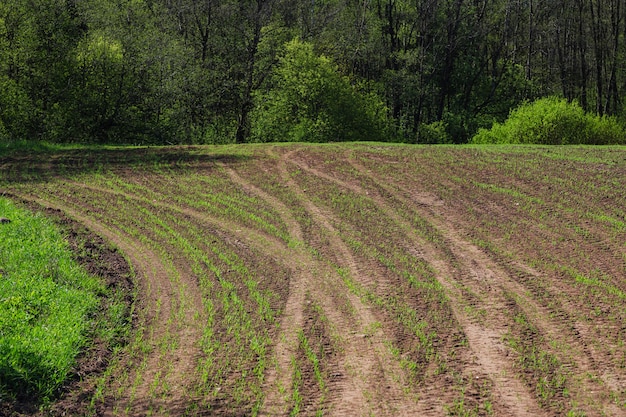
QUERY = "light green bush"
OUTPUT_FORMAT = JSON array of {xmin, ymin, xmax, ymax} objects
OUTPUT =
[
  {"xmin": 471, "ymin": 96, "xmax": 625, "ymax": 145},
  {"xmin": 250, "ymin": 38, "xmax": 388, "ymax": 143}
]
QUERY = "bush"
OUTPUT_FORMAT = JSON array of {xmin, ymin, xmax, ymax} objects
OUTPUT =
[
  {"xmin": 471, "ymin": 96, "xmax": 626, "ymax": 145},
  {"xmin": 416, "ymin": 120, "xmax": 450, "ymax": 144},
  {"xmin": 250, "ymin": 38, "xmax": 388, "ymax": 143}
]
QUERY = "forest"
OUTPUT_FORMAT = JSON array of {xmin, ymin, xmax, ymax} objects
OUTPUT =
[{"xmin": 2, "ymin": 0, "xmax": 626, "ymax": 144}]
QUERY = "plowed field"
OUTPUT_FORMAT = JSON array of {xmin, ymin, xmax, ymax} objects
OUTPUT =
[{"xmin": 2, "ymin": 144, "xmax": 625, "ymax": 416}]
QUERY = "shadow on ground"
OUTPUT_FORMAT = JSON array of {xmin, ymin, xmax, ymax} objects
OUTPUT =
[{"xmin": 0, "ymin": 146, "xmax": 249, "ymax": 184}]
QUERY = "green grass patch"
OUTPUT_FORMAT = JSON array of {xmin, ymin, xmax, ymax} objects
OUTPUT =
[
  {"xmin": 0, "ymin": 198, "xmax": 104, "ymax": 402},
  {"xmin": 0, "ymin": 141, "xmax": 66, "ymax": 158}
]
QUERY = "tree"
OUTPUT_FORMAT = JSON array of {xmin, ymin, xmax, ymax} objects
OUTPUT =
[
  {"xmin": 0, "ymin": 0, "xmax": 86, "ymax": 141},
  {"xmin": 251, "ymin": 38, "xmax": 387, "ymax": 142}
]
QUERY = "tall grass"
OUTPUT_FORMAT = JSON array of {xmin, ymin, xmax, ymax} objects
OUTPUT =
[{"xmin": 0, "ymin": 197, "xmax": 103, "ymax": 402}]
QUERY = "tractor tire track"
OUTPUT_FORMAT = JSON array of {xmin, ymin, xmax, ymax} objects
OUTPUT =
[
  {"xmin": 64, "ymin": 177, "xmax": 326, "ymax": 415},
  {"xmin": 342, "ymin": 151, "xmax": 622, "ymax": 416},
  {"xmin": 219, "ymin": 162, "xmax": 308, "ymax": 416},
  {"xmin": 253, "ymin": 147, "xmax": 427, "ymax": 416},
  {"xmin": 286, "ymin": 150, "xmax": 546, "ymax": 416},
  {"xmin": 11, "ymin": 190, "xmax": 205, "ymax": 416},
  {"xmin": 224, "ymin": 155, "xmax": 367, "ymax": 415}
]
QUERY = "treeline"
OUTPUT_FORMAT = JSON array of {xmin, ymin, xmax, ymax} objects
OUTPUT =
[{"xmin": 2, "ymin": 0, "xmax": 626, "ymax": 144}]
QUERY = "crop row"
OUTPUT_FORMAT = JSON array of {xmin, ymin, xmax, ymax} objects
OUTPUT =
[{"xmin": 7, "ymin": 160, "xmax": 290, "ymax": 414}]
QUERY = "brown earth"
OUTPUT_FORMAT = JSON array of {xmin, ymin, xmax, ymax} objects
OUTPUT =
[{"xmin": 0, "ymin": 144, "xmax": 624, "ymax": 416}]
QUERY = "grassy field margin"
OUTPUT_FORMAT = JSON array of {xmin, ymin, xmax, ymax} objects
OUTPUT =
[{"xmin": 0, "ymin": 196, "xmax": 133, "ymax": 410}]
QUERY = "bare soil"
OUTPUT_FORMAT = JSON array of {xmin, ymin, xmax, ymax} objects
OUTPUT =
[{"xmin": 1, "ymin": 144, "xmax": 624, "ymax": 416}]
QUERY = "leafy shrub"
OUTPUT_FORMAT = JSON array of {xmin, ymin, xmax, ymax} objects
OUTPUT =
[
  {"xmin": 416, "ymin": 120, "xmax": 450, "ymax": 144},
  {"xmin": 471, "ymin": 96, "xmax": 625, "ymax": 145},
  {"xmin": 250, "ymin": 38, "xmax": 388, "ymax": 142}
]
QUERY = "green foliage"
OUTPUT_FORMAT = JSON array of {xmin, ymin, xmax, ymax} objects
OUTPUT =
[
  {"xmin": 481, "ymin": 63, "xmax": 539, "ymax": 121},
  {"xmin": 472, "ymin": 96, "xmax": 626, "ymax": 145},
  {"xmin": 0, "ymin": 198, "xmax": 103, "ymax": 402},
  {"xmin": 417, "ymin": 120, "xmax": 451, "ymax": 144},
  {"xmin": 0, "ymin": 0, "xmax": 89, "ymax": 142},
  {"xmin": 0, "ymin": 76, "xmax": 35, "ymax": 140},
  {"xmin": 3, "ymin": 0, "xmax": 626, "ymax": 144},
  {"xmin": 250, "ymin": 38, "xmax": 388, "ymax": 142},
  {"xmin": 50, "ymin": 1, "xmax": 177, "ymax": 144},
  {"xmin": 49, "ymin": 31, "xmax": 129, "ymax": 143}
]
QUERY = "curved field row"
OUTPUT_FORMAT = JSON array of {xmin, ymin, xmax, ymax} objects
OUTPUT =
[{"xmin": 1, "ymin": 144, "xmax": 625, "ymax": 416}]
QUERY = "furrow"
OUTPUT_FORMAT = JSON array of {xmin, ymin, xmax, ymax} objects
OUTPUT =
[
  {"xmin": 285, "ymin": 150, "xmax": 542, "ymax": 416},
  {"xmin": 346, "ymin": 151, "xmax": 621, "ymax": 416},
  {"xmin": 269, "ymin": 148, "xmax": 425, "ymax": 416}
]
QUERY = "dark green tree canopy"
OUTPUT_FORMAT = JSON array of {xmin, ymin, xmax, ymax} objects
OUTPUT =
[{"xmin": 1, "ymin": 0, "xmax": 626, "ymax": 144}]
